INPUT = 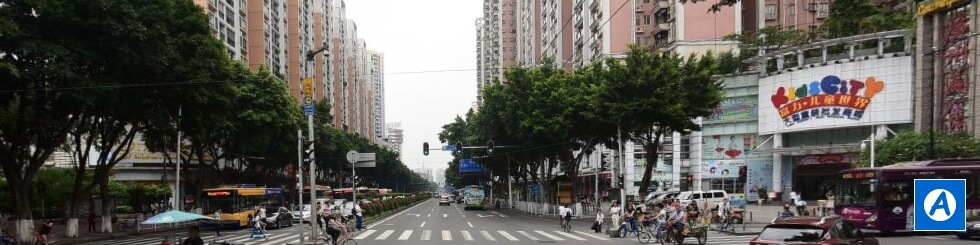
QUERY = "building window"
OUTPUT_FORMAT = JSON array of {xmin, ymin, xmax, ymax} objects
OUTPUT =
[
  {"xmin": 786, "ymin": 4, "xmax": 796, "ymax": 16},
  {"xmin": 816, "ymin": 2, "xmax": 829, "ymax": 18},
  {"xmin": 765, "ymin": 4, "xmax": 777, "ymax": 20},
  {"xmin": 644, "ymin": 15, "xmax": 651, "ymax": 24}
]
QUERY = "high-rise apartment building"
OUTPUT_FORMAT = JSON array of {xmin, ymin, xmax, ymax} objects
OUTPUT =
[
  {"xmin": 634, "ymin": 0, "xmax": 740, "ymax": 56},
  {"xmin": 569, "ymin": 0, "xmax": 634, "ymax": 69},
  {"xmin": 191, "ymin": 0, "xmax": 382, "ymax": 141},
  {"xmin": 540, "ymin": 0, "xmax": 575, "ymax": 71},
  {"xmin": 368, "ymin": 51, "xmax": 385, "ymax": 144},
  {"xmin": 516, "ymin": 0, "xmax": 542, "ymax": 67},
  {"xmin": 384, "ymin": 122, "xmax": 404, "ymax": 154}
]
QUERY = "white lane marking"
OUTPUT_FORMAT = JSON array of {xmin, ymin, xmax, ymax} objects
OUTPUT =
[
  {"xmin": 256, "ymin": 234, "xmax": 299, "ymax": 245},
  {"xmin": 497, "ymin": 230, "xmax": 519, "ymax": 241},
  {"xmin": 467, "ymin": 221, "xmax": 474, "ymax": 228},
  {"xmin": 420, "ymin": 221, "xmax": 426, "ymax": 227},
  {"xmin": 442, "ymin": 230, "xmax": 452, "ymax": 240},
  {"xmin": 554, "ymin": 230, "xmax": 587, "ymax": 241},
  {"xmin": 421, "ymin": 230, "xmax": 432, "ymax": 240},
  {"xmin": 366, "ymin": 199, "xmax": 427, "ymax": 229},
  {"xmin": 516, "ymin": 231, "xmax": 539, "ymax": 240},
  {"xmin": 573, "ymin": 230, "xmax": 609, "ymax": 241},
  {"xmin": 461, "ymin": 230, "xmax": 474, "ymax": 241},
  {"xmin": 427, "ymin": 213, "xmax": 431, "ymax": 217},
  {"xmin": 479, "ymin": 230, "xmax": 496, "ymax": 241},
  {"xmin": 354, "ymin": 229, "xmax": 378, "ymax": 239},
  {"xmin": 442, "ymin": 214, "xmax": 448, "ymax": 217},
  {"xmin": 397, "ymin": 230, "xmax": 414, "ymax": 240},
  {"xmin": 375, "ymin": 230, "xmax": 395, "ymax": 240},
  {"xmin": 461, "ymin": 215, "xmax": 465, "ymax": 217},
  {"xmin": 534, "ymin": 230, "xmax": 565, "ymax": 241}
]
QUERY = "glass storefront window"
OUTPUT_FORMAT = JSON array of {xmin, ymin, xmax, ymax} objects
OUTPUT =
[{"xmin": 708, "ymin": 179, "xmax": 743, "ymax": 194}]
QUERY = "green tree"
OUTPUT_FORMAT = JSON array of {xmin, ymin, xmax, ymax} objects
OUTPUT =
[
  {"xmin": 599, "ymin": 45, "xmax": 723, "ymax": 196},
  {"xmin": 857, "ymin": 131, "xmax": 980, "ymax": 167}
]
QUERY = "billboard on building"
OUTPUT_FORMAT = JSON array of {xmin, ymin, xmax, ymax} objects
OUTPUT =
[
  {"xmin": 745, "ymin": 159, "xmax": 773, "ymax": 201},
  {"xmin": 757, "ymin": 56, "xmax": 914, "ymax": 134},
  {"xmin": 701, "ymin": 160, "xmax": 744, "ymax": 179},
  {"xmin": 705, "ymin": 95, "xmax": 758, "ymax": 122},
  {"xmin": 702, "ymin": 134, "xmax": 771, "ymax": 159}
]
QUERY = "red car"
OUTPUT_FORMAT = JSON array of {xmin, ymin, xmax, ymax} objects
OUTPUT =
[{"xmin": 750, "ymin": 215, "xmax": 879, "ymax": 245}]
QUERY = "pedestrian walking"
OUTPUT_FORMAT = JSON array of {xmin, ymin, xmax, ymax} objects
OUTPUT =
[
  {"xmin": 354, "ymin": 202, "xmax": 363, "ymax": 231},
  {"xmin": 609, "ymin": 202, "xmax": 621, "ymax": 231},
  {"xmin": 592, "ymin": 210, "xmax": 604, "ymax": 233},
  {"xmin": 87, "ymin": 208, "xmax": 97, "ymax": 233},
  {"xmin": 315, "ymin": 201, "xmax": 325, "ymax": 231},
  {"xmin": 213, "ymin": 209, "xmax": 222, "ymax": 237}
]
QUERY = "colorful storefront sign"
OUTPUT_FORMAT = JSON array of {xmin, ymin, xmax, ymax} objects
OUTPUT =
[
  {"xmin": 794, "ymin": 153, "xmax": 858, "ymax": 166},
  {"xmin": 771, "ymin": 75, "xmax": 885, "ymax": 126}
]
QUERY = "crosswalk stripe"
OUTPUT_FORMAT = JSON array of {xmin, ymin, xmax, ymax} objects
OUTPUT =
[
  {"xmin": 461, "ymin": 230, "xmax": 474, "ymax": 241},
  {"xmin": 497, "ymin": 230, "xmax": 519, "ymax": 241},
  {"xmin": 517, "ymin": 231, "xmax": 539, "ymax": 240},
  {"xmin": 573, "ymin": 230, "xmax": 609, "ymax": 241},
  {"xmin": 534, "ymin": 230, "xmax": 565, "ymax": 241},
  {"xmin": 421, "ymin": 230, "xmax": 432, "ymax": 240},
  {"xmin": 442, "ymin": 230, "xmax": 452, "ymax": 240},
  {"xmin": 256, "ymin": 234, "xmax": 299, "ymax": 245},
  {"xmin": 554, "ymin": 230, "xmax": 587, "ymax": 240},
  {"xmin": 354, "ymin": 229, "xmax": 377, "ymax": 239},
  {"xmin": 480, "ymin": 230, "xmax": 497, "ymax": 241},
  {"xmin": 398, "ymin": 230, "xmax": 414, "ymax": 240},
  {"xmin": 376, "ymin": 230, "xmax": 395, "ymax": 240}
]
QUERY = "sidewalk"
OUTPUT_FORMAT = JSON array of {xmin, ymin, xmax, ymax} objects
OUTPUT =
[{"xmin": 1, "ymin": 217, "xmax": 189, "ymax": 245}]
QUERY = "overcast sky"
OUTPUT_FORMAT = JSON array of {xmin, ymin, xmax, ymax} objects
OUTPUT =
[{"xmin": 345, "ymin": 0, "xmax": 481, "ymax": 172}]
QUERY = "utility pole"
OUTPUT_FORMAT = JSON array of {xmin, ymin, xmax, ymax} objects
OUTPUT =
[
  {"xmin": 175, "ymin": 105, "xmax": 182, "ymax": 211},
  {"xmin": 297, "ymin": 129, "xmax": 303, "ymax": 226}
]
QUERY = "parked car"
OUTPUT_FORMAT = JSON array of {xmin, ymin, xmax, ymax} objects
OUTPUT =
[
  {"xmin": 264, "ymin": 206, "xmax": 294, "ymax": 229},
  {"xmin": 676, "ymin": 190, "xmax": 729, "ymax": 208},
  {"xmin": 439, "ymin": 195, "xmax": 452, "ymax": 206},
  {"xmin": 954, "ymin": 215, "xmax": 980, "ymax": 239},
  {"xmin": 291, "ymin": 204, "xmax": 311, "ymax": 223},
  {"xmin": 750, "ymin": 215, "xmax": 879, "ymax": 245},
  {"xmin": 646, "ymin": 191, "xmax": 679, "ymax": 205}
]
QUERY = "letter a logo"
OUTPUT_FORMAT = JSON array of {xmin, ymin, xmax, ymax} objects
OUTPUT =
[{"xmin": 924, "ymin": 189, "xmax": 955, "ymax": 221}]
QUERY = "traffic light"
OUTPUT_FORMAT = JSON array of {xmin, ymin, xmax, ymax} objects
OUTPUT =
[
  {"xmin": 423, "ymin": 142, "xmax": 430, "ymax": 156},
  {"xmin": 487, "ymin": 140, "xmax": 494, "ymax": 155},
  {"xmin": 303, "ymin": 140, "xmax": 314, "ymax": 165},
  {"xmin": 685, "ymin": 174, "xmax": 693, "ymax": 184},
  {"xmin": 454, "ymin": 142, "xmax": 463, "ymax": 156},
  {"xmin": 616, "ymin": 174, "xmax": 624, "ymax": 188}
]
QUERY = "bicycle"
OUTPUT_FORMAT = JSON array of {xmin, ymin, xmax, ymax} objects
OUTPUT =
[
  {"xmin": 31, "ymin": 231, "xmax": 49, "ymax": 245},
  {"xmin": 658, "ymin": 222, "xmax": 707, "ymax": 245},
  {"xmin": 315, "ymin": 225, "xmax": 358, "ymax": 245},
  {"xmin": 714, "ymin": 213, "xmax": 735, "ymax": 233}
]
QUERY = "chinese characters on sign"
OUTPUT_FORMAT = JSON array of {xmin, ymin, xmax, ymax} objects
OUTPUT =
[
  {"xmin": 770, "ymin": 75, "xmax": 885, "ymax": 126},
  {"xmin": 941, "ymin": 8, "xmax": 969, "ymax": 133}
]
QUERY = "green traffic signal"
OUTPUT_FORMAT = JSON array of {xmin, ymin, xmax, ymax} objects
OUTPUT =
[
  {"xmin": 423, "ymin": 142, "xmax": 429, "ymax": 156},
  {"xmin": 454, "ymin": 142, "xmax": 462, "ymax": 156},
  {"xmin": 487, "ymin": 140, "xmax": 494, "ymax": 154}
]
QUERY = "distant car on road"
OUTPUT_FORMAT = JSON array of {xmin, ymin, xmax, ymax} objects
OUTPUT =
[
  {"xmin": 291, "ymin": 204, "xmax": 311, "ymax": 223},
  {"xmin": 264, "ymin": 206, "xmax": 294, "ymax": 229},
  {"xmin": 751, "ymin": 215, "xmax": 878, "ymax": 245},
  {"xmin": 439, "ymin": 195, "xmax": 452, "ymax": 206},
  {"xmin": 955, "ymin": 215, "xmax": 980, "ymax": 239}
]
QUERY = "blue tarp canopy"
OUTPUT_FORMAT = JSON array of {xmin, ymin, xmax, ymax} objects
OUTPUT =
[{"xmin": 141, "ymin": 210, "xmax": 215, "ymax": 224}]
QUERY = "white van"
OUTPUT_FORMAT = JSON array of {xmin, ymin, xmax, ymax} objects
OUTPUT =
[{"xmin": 676, "ymin": 190, "xmax": 729, "ymax": 209}]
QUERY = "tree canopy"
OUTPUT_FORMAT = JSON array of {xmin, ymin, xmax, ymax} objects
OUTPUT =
[{"xmin": 857, "ymin": 131, "xmax": 980, "ymax": 167}]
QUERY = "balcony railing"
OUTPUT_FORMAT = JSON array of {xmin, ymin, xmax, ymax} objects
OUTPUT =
[{"xmin": 745, "ymin": 30, "xmax": 912, "ymax": 77}]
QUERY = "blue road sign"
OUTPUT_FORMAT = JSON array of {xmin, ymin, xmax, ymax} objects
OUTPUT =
[
  {"xmin": 914, "ymin": 179, "xmax": 965, "ymax": 231},
  {"xmin": 304, "ymin": 104, "xmax": 314, "ymax": 116},
  {"xmin": 445, "ymin": 144, "xmax": 455, "ymax": 152}
]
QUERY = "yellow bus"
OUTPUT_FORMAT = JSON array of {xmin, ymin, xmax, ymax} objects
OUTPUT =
[{"xmin": 202, "ymin": 184, "xmax": 285, "ymax": 228}]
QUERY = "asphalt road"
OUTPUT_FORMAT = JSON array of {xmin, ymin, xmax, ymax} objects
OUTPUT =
[{"xmin": 70, "ymin": 199, "xmax": 980, "ymax": 245}]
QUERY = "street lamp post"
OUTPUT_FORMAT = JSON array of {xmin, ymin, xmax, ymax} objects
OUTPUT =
[
  {"xmin": 304, "ymin": 45, "xmax": 328, "ymax": 239},
  {"xmin": 860, "ymin": 132, "xmax": 877, "ymax": 168}
]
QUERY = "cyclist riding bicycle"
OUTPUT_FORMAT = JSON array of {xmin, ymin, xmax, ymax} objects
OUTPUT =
[
  {"xmin": 652, "ymin": 203, "xmax": 667, "ymax": 238},
  {"xmin": 38, "ymin": 219, "xmax": 53, "ymax": 243},
  {"xmin": 558, "ymin": 205, "xmax": 567, "ymax": 227},
  {"xmin": 716, "ymin": 197, "xmax": 731, "ymax": 230},
  {"xmin": 563, "ymin": 206, "xmax": 572, "ymax": 229},
  {"xmin": 325, "ymin": 213, "xmax": 344, "ymax": 244},
  {"xmin": 667, "ymin": 203, "xmax": 687, "ymax": 236}
]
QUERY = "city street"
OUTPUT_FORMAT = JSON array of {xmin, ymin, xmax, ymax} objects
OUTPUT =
[{"xmin": 68, "ymin": 198, "xmax": 980, "ymax": 244}]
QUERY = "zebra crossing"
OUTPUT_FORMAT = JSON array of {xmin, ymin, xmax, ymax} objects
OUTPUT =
[{"xmin": 74, "ymin": 229, "xmax": 614, "ymax": 244}]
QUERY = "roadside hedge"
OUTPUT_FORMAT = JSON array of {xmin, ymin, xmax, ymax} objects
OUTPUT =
[{"xmin": 361, "ymin": 195, "xmax": 428, "ymax": 218}]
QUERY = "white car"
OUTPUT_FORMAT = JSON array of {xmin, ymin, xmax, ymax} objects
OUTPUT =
[
  {"xmin": 438, "ymin": 195, "xmax": 452, "ymax": 206},
  {"xmin": 291, "ymin": 204, "xmax": 311, "ymax": 223}
]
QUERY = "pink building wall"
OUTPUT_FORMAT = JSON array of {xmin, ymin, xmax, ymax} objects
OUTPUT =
[
  {"xmin": 683, "ymin": 0, "xmax": 738, "ymax": 40},
  {"xmin": 609, "ymin": 0, "xmax": 633, "ymax": 54}
]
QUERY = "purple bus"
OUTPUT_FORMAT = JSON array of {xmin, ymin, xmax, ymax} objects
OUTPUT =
[{"xmin": 835, "ymin": 159, "xmax": 980, "ymax": 232}]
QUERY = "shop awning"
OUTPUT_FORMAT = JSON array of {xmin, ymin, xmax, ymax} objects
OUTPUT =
[{"xmin": 750, "ymin": 143, "xmax": 862, "ymax": 156}]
